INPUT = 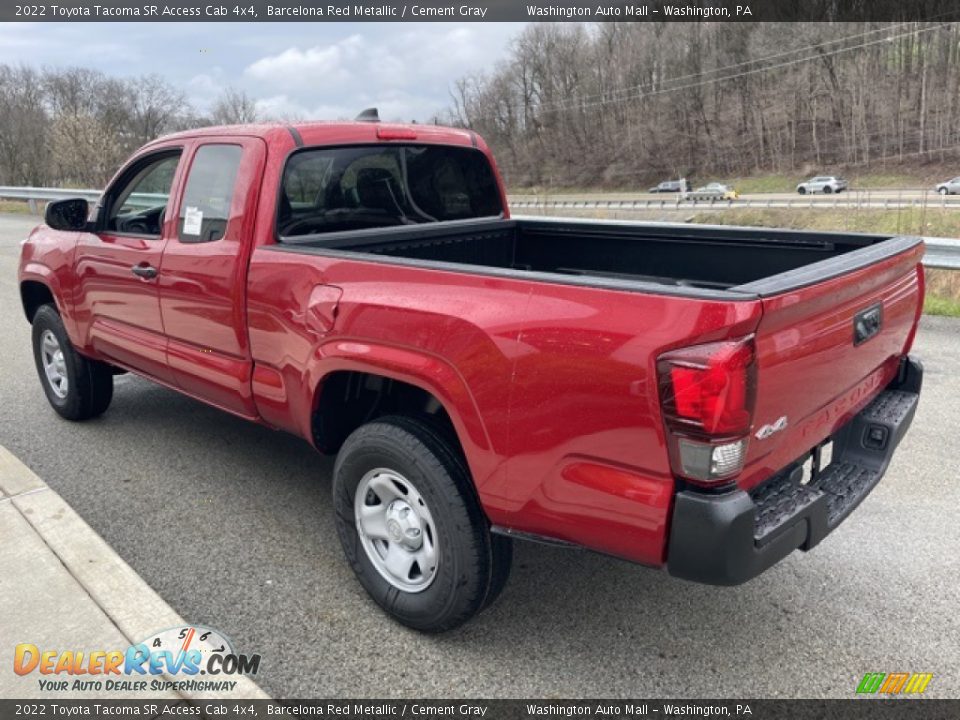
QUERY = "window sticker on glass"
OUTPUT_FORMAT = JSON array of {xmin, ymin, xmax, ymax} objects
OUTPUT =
[
  {"xmin": 178, "ymin": 144, "xmax": 243, "ymax": 242},
  {"xmin": 183, "ymin": 206, "xmax": 203, "ymax": 236}
]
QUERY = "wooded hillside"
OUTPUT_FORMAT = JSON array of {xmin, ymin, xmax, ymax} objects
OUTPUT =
[{"xmin": 446, "ymin": 22, "xmax": 960, "ymax": 188}]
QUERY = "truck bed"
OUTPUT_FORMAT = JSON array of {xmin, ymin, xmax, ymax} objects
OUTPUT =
[{"xmin": 278, "ymin": 217, "xmax": 916, "ymax": 297}]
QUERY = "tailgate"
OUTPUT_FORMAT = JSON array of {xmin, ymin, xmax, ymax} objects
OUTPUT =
[{"xmin": 737, "ymin": 238, "xmax": 924, "ymax": 491}]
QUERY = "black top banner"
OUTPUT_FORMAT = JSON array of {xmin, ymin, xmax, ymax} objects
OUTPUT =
[{"xmin": 5, "ymin": 0, "xmax": 960, "ymax": 23}]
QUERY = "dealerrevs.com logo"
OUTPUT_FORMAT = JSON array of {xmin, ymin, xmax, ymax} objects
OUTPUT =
[{"xmin": 14, "ymin": 625, "xmax": 261, "ymax": 694}]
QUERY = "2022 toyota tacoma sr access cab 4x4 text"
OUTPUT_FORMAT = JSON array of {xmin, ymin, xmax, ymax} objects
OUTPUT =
[{"xmin": 20, "ymin": 115, "xmax": 924, "ymax": 631}]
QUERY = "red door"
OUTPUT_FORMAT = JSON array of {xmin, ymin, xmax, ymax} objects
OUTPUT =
[
  {"xmin": 74, "ymin": 146, "xmax": 187, "ymax": 384},
  {"xmin": 158, "ymin": 137, "xmax": 266, "ymax": 417}
]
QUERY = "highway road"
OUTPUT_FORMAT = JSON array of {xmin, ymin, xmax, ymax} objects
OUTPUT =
[
  {"xmin": 1, "ymin": 213, "xmax": 958, "ymax": 698},
  {"xmin": 508, "ymin": 188, "xmax": 957, "ymax": 203},
  {"xmin": 507, "ymin": 188, "xmax": 960, "ymax": 214}
]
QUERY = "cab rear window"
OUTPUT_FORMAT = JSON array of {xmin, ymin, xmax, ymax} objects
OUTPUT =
[{"xmin": 277, "ymin": 144, "xmax": 502, "ymax": 238}]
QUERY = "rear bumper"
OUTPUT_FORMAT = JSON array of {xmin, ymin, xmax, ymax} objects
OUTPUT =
[{"xmin": 666, "ymin": 356, "xmax": 922, "ymax": 586}]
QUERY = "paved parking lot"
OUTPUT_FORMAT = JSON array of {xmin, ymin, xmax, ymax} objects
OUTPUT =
[{"xmin": 1, "ymin": 213, "xmax": 958, "ymax": 698}]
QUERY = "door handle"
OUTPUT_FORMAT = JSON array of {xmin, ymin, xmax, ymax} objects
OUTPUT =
[
  {"xmin": 131, "ymin": 264, "xmax": 158, "ymax": 279},
  {"xmin": 854, "ymin": 304, "xmax": 883, "ymax": 345}
]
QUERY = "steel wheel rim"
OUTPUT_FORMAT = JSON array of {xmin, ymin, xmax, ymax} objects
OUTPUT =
[
  {"xmin": 40, "ymin": 330, "xmax": 68, "ymax": 399},
  {"xmin": 354, "ymin": 468, "xmax": 438, "ymax": 593}
]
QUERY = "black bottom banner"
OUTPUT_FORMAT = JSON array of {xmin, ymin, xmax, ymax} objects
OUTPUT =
[{"xmin": 1, "ymin": 699, "xmax": 957, "ymax": 720}]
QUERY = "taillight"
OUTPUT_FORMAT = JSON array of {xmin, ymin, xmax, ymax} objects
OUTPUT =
[{"xmin": 657, "ymin": 337, "xmax": 757, "ymax": 485}]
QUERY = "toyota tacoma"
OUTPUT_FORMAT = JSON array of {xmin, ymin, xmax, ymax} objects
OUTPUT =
[{"xmin": 19, "ymin": 114, "xmax": 924, "ymax": 631}]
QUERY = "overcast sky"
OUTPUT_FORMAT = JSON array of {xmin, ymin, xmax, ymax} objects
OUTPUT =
[{"xmin": 0, "ymin": 22, "xmax": 525, "ymax": 121}]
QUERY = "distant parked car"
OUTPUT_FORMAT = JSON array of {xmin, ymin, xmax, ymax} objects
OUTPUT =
[
  {"xmin": 935, "ymin": 177, "xmax": 960, "ymax": 195},
  {"xmin": 797, "ymin": 175, "xmax": 848, "ymax": 194},
  {"xmin": 686, "ymin": 183, "xmax": 738, "ymax": 201},
  {"xmin": 649, "ymin": 179, "xmax": 691, "ymax": 193}
]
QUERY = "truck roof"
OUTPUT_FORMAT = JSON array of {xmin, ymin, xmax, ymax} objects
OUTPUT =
[{"xmin": 151, "ymin": 120, "xmax": 480, "ymax": 150}]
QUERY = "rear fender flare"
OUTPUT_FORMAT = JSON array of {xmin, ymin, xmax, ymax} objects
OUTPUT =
[{"xmin": 308, "ymin": 340, "xmax": 498, "ymax": 485}]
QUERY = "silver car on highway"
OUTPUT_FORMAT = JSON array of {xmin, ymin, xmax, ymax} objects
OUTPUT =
[
  {"xmin": 796, "ymin": 175, "xmax": 848, "ymax": 194},
  {"xmin": 685, "ymin": 183, "xmax": 738, "ymax": 201},
  {"xmin": 935, "ymin": 177, "xmax": 960, "ymax": 195}
]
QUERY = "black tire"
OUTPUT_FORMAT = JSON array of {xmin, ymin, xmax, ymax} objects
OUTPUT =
[
  {"xmin": 823, "ymin": 185, "xmax": 833, "ymax": 194},
  {"xmin": 31, "ymin": 304, "xmax": 113, "ymax": 421},
  {"xmin": 797, "ymin": 186, "xmax": 807, "ymax": 195},
  {"xmin": 939, "ymin": 187, "xmax": 949, "ymax": 196},
  {"xmin": 333, "ymin": 414, "xmax": 512, "ymax": 632}
]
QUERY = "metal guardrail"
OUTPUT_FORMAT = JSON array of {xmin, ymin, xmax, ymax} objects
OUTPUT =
[
  {"xmin": 0, "ymin": 185, "xmax": 956, "ymax": 269},
  {"xmin": 508, "ymin": 196, "xmax": 960, "ymax": 211},
  {"xmin": 0, "ymin": 186, "xmax": 164, "ymax": 212},
  {"xmin": 922, "ymin": 237, "xmax": 960, "ymax": 269}
]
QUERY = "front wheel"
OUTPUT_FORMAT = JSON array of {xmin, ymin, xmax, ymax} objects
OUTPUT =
[
  {"xmin": 31, "ymin": 304, "xmax": 113, "ymax": 421},
  {"xmin": 823, "ymin": 185, "xmax": 833, "ymax": 194},
  {"xmin": 333, "ymin": 415, "xmax": 512, "ymax": 632}
]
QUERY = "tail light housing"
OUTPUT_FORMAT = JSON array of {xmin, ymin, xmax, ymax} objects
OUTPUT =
[{"xmin": 657, "ymin": 336, "xmax": 757, "ymax": 485}]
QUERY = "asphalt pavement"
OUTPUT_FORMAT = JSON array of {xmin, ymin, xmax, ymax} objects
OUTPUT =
[{"xmin": 1, "ymin": 214, "xmax": 958, "ymax": 698}]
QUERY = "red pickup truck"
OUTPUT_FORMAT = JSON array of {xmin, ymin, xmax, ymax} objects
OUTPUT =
[{"xmin": 19, "ymin": 116, "xmax": 924, "ymax": 631}]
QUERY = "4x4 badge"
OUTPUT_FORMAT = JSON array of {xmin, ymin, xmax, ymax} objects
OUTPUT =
[{"xmin": 755, "ymin": 416, "xmax": 788, "ymax": 440}]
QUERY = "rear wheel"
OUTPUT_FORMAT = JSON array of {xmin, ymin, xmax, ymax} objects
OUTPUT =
[
  {"xmin": 333, "ymin": 415, "xmax": 512, "ymax": 632},
  {"xmin": 797, "ymin": 186, "xmax": 807, "ymax": 195},
  {"xmin": 939, "ymin": 187, "xmax": 949, "ymax": 196},
  {"xmin": 823, "ymin": 185, "xmax": 833, "ymax": 194},
  {"xmin": 31, "ymin": 305, "xmax": 113, "ymax": 421}
]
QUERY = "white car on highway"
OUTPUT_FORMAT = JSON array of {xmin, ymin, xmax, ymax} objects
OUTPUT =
[
  {"xmin": 935, "ymin": 177, "xmax": 960, "ymax": 195},
  {"xmin": 796, "ymin": 175, "xmax": 848, "ymax": 194}
]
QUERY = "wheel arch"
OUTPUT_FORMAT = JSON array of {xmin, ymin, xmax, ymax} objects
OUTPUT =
[
  {"xmin": 308, "ymin": 349, "xmax": 496, "ymax": 486},
  {"xmin": 20, "ymin": 276, "xmax": 59, "ymax": 323}
]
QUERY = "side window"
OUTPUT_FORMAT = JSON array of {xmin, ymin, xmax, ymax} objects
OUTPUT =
[
  {"xmin": 277, "ymin": 145, "xmax": 502, "ymax": 238},
  {"xmin": 282, "ymin": 153, "xmax": 334, "ymax": 206},
  {"xmin": 106, "ymin": 152, "xmax": 181, "ymax": 237},
  {"xmin": 178, "ymin": 144, "xmax": 243, "ymax": 243}
]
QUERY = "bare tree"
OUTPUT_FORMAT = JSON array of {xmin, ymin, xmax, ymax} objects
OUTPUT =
[
  {"xmin": 50, "ymin": 114, "xmax": 124, "ymax": 187},
  {"xmin": 125, "ymin": 74, "xmax": 190, "ymax": 146},
  {"xmin": 210, "ymin": 87, "xmax": 259, "ymax": 125},
  {"xmin": 0, "ymin": 65, "xmax": 51, "ymax": 185}
]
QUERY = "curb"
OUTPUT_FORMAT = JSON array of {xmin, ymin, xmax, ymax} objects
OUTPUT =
[{"xmin": 0, "ymin": 445, "xmax": 269, "ymax": 702}]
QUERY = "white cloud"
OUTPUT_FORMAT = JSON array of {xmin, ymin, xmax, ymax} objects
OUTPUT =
[
  {"xmin": 185, "ymin": 69, "xmax": 228, "ymax": 108},
  {"xmin": 245, "ymin": 35, "xmax": 364, "ymax": 90},
  {"xmin": 242, "ymin": 24, "xmax": 522, "ymax": 121}
]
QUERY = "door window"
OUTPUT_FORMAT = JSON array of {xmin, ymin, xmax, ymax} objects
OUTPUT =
[
  {"xmin": 105, "ymin": 152, "xmax": 181, "ymax": 237},
  {"xmin": 178, "ymin": 144, "xmax": 243, "ymax": 243}
]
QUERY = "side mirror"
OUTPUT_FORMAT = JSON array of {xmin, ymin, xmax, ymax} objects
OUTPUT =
[{"xmin": 44, "ymin": 198, "xmax": 90, "ymax": 232}]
